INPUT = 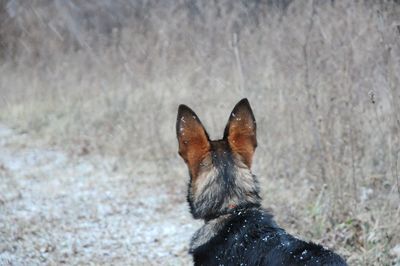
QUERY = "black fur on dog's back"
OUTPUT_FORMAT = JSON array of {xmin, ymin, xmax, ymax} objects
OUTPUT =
[{"xmin": 191, "ymin": 207, "xmax": 346, "ymax": 266}]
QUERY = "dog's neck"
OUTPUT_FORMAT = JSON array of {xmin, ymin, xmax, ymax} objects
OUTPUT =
[
  {"xmin": 204, "ymin": 202, "xmax": 261, "ymax": 221},
  {"xmin": 189, "ymin": 160, "xmax": 262, "ymax": 220},
  {"xmin": 190, "ymin": 203, "xmax": 262, "ymax": 251}
]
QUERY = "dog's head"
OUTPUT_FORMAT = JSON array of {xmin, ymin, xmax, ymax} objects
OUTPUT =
[{"xmin": 176, "ymin": 99, "xmax": 261, "ymax": 220}]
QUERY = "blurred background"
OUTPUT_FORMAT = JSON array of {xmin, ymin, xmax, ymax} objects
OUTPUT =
[{"xmin": 0, "ymin": 0, "xmax": 399, "ymax": 265}]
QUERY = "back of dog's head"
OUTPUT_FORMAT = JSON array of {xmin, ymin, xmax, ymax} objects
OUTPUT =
[{"xmin": 176, "ymin": 99, "xmax": 261, "ymax": 220}]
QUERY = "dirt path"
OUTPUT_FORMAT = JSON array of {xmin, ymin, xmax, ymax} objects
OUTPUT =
[{"xmin": 0, "ymin": 124, "xmax": 199, "ymax": 265}]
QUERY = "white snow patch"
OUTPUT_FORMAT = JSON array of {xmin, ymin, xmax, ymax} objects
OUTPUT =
[{"xmin": 0, "ymin": 123, "xmax": 199, "ymax": 265}]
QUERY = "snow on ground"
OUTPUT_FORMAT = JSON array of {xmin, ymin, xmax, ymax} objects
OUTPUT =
[{"xmin": 0, "ymin": 124, "xmax": 200, "ymax": 265}]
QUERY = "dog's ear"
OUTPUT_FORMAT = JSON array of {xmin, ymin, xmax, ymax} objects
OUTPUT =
[
  {"xmin": 177, "ymin": 105, "xmax": 210, "ymax": 174},
  {"xmin": 224, "ymin": 98, "xmax": 257, "ymax": 168}
]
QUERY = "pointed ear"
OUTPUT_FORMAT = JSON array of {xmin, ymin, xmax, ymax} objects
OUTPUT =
[
  {"xmin": 176, "ymin": 104, "xmax": 210, "ymax": 174},
  {"xmin": 224, "ymin": 98, "xmax": 257, "ymax": 168}
]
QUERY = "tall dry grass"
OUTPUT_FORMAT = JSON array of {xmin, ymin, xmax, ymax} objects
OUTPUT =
[{"xmin": 1, "ymin": 0, "xmax": 399, "ymax": 264}]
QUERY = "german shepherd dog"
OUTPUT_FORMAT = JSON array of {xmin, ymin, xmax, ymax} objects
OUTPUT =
[{"xmin": 176, "ymin": 99, "xmax": 347, "ymax": 266}]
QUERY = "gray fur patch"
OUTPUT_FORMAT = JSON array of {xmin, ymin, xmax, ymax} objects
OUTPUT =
[
  {"xmin": 190, "ymin": 155, "xmax": 260, "ymax": 219},
  {"xmin": 190, "ymin": 214, "xmax": 231, "ymax": 251}
]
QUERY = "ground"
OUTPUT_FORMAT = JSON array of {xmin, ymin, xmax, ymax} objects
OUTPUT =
[
  {"xmin": 1, "ymin": 121, "xmax": 399, "ymax": 265},
  {"xmin": 0, "ymin": 124, "xmax": 200, "ymax": 265}
]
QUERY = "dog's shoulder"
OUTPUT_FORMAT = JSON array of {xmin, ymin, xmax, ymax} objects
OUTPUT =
[
  {"xmin": 190, "ymin": 207, "xmax": 277, "ymax": 265},
  {"xmin": 190, "ymin": 213, "xmax": 232, "ymax": 252},
  {"xmin": 190, "ymin": 207, "xmax": 275, "ymax": 252},
  {"xmin": 191, "ymin": 207, "xmax": 347, "ymax": 266}
]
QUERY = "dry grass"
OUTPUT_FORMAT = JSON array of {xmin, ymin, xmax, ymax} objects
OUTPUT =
[{"xmin": 1, "ymin": 0, "xmax": 400, "ymax": 265}]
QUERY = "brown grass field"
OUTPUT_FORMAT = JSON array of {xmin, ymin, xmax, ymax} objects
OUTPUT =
[{"xmin": 0, "ymin": 0, "xmax": 400, "ymax": 265}]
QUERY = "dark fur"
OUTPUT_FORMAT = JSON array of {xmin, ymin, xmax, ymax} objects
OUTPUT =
[{"xmin": 176, "ymin": 99, "xmax": 347, "ymax": 266}]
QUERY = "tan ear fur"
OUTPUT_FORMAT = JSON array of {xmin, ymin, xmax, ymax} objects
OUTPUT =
[
  {"xmin": 176, "ymin": 105, "xmax": 210, "ymax": 176},
  {"xmin": 224, "ymin": 99, "xmax": 257, "ymax": 168}
]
